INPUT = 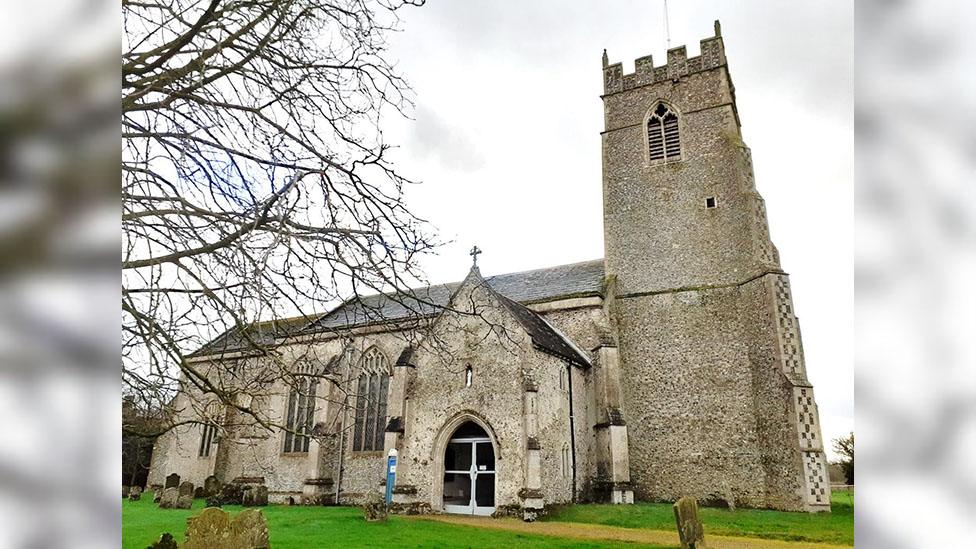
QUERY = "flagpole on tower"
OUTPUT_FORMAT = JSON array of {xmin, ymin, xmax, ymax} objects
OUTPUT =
[{"xmin": 663, "ymin": 0, "xmax": 671, "ymax": 49}]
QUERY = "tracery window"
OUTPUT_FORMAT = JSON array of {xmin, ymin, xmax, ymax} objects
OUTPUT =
[
  {"xmin": 352, "ymin": 347, "xmax": 390, "ymax": 452},
  {"xmin": 647, "ymin": 102, "xmax": 680, "ymax": 161},
  {"xmin": 284, "ymin": 364, "xmax": 318, "ymax": 453}
]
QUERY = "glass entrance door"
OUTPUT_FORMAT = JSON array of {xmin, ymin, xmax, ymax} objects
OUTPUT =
[{"xmin": 443, "ymin": 436, "xmax": 495, "ymax": 515}]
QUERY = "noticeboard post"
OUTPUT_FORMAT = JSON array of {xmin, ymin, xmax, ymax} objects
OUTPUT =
[{"xmin": 385, "ymin": 448, "xmax": 398, "ymax": 504}]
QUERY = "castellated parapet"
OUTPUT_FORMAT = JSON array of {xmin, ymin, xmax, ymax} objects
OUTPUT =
[{"xmin": 603, "ymin": 21, "xmax": 727, "ymax": 96}]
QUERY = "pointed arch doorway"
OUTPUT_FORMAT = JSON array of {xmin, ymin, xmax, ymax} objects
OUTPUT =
[{"xmin": 442, "ymin": 421, "xmax": 496, "ymax": 515}]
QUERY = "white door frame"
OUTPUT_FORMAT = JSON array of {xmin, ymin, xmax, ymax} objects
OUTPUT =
[{"xmin": 442, "ymin": 435, "xmax": 496, "ymax": 515}]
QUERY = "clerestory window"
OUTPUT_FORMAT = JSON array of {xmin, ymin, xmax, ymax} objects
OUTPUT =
[
  {"xmin": 647, "ymin": 103, "xmax": 681, "ymax": 162},
  {"xmin": 352, "ymin": 347, "xmax": 390, "ymax": 452}
]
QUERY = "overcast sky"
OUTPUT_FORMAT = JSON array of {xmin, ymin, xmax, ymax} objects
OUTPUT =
[{"xmin": 383, "ymin": 0, "xmax": 853, "ymax": 459}]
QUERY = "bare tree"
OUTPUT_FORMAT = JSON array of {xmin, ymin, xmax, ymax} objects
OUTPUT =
[
  {"xmin": 832, "ymin": 431, "xmax": 854, "ymax": 485},
  {"xmin": 122, "ymin": 0, "xmax": 437, "ymax": 437}
]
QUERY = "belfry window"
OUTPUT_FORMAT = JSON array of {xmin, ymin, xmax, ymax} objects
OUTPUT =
[
  {"xmin": 352, "ymin": 347, "xmax": 390, "ymax": 452},
  {"xmin": 647, "ymin": 103, "xmax": 680, "ymax": 161}
]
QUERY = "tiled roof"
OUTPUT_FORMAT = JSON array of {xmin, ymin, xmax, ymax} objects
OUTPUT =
[
  {"xmin": 189, "ymin": 314, "xmax": 321, "ymax": 358},
  {"xmin": 493, "ymin": 292, "xmax": 591, "ymax": 367},
  {"xmin": 307, "ymin": 259, "xmax": 605, "ymax": 332},
  {"xmin": 191, "ymin": 259, "xmax": 605, "ymax": 357}
]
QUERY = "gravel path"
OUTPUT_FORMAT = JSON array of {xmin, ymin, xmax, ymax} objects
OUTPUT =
[{"xmin": 406, "ymin": 514, "xmax": 851, "ymax": 549}]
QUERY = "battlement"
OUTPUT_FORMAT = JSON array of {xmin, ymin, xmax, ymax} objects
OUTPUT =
[{"xmin": 602, "ymin": 20, "xmax": 727, "ymax": 96}]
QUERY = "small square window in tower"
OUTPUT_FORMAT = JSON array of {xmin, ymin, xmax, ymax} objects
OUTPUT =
[
  {"xmin": 705, "ymin": 196, "xmax": 717, "ymax": 209},
  {"xmin": 647, "ymin": 103, "xmax": 680, "ymax": 161}
]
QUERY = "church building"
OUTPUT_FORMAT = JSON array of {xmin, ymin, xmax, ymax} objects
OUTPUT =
[{"xmin": 149, "ymin": 22, "xmax": 831, "ymax": 516}]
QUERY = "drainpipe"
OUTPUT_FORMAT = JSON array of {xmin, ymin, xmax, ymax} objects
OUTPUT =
[
  {"xmin": 334, "ymin": 392, "xmax": 347, "ymax": 505},
  {"xmin": 566, "ymin": 361, "xmax": 578, "ymax": 503},
  {"xmin": 334, "ymin": 346, "xmax": 353, "ymax": 504}
]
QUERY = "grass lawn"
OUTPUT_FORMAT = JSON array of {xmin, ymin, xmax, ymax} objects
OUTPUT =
[
  {"xmin": 122, "ymin": 493, "xmax": 672, "ymax": 548},
  {"xmin": 544, "ymin": 491, "xmax": 854, "ymax": 546}
]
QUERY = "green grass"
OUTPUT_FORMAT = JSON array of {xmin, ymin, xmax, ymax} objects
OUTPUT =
[
  {"xmin": 122, "ymin": 493, "xmax": 670, "ymax": 548},
  {"xmin": 544, "ymin": 491, "xmax": 854, "ymax": 546}
]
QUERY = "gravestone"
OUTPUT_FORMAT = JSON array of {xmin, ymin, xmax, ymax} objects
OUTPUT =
[
  {"xmin": 148, "ymin": 532, "xmax": 178, "ymax": 549},
  {"xmin": 123, "ymin": 486, "xmax": 129, "ymax": 498},
  {"xmin": 176, "ymin": 493, "xmax": 193, "ymax": 509},
  {"xmin": 243, "ymin": 485, "xmax": 268, "ymax": 507},
  {"xmin": 159, "ymin": 487, "xmax": 180, "ymax": 509},
  {"xmin": 362, "ymin": 491, "xmax": 387, "ymax": 522},
  {"xmin": 673, "ymin": 497, "xmax": 707, "ymax": 549},
  {"xmin": 165, "ymin": 473, "xmax": 180, "ymax": 489},
  {"xmin": 194, "ymin": 486, "xmax": 205, "ymax": 499},
  {"xmin": 184, "ymin": 508, "xmax": 229, "ymax": 548},
  {"xmin": 230, "ymin": 509, "xmax": 271, "ymax": 548},
  {"xmin": 254, "ymin": 485, "xmax": 268, "ymax": 506},
  {"xmin": 128, "ymin": 486, "xmax": 142, "ymax": 501},
  {"xmin": 204, "ymin": 475, "xmax": 220, "ymax": 497},
  {"xmin": 174, "ymin": 481, "xmax": 195, "ymax": 509},
  {"xmin": 153, "ymin": 490, "xmax": 162, "ymax": 504},
  {"xmin": 184, "ymin": 507, "xmax": 270, "ymax": 549}
]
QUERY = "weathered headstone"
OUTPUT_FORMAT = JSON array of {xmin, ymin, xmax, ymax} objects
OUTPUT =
[
  {"xmin": 176, "ymin": 494, "xmax": 193, "ymax": 509},
  {"xmin": 194, "ymin": 486, "xmax": 204, "ymax": 499},
  {"xmin": 128, "ymin": 485, "xmax": 142, "ymax": 501},
  {"xmin": 243, "ymin": 485, "xmax": 268, "ymax": 507},
  {"xmin": 148, "ymin": 532, "xmax": 178, "ymax": 549},
  {"xmin": 230, "ymin": 509, "xmax": 270, "ymax": 549},
  {"xmin": 673, "ymin": 497, "xmax": 707, "ymax": 549},
  {"xmin": 159, "ymin": 487, "xmax": 180, "ymax": 509},
  {"xmin": 184, "ymin": 507, "xmax": 270, "ymax": 549},
  {"xmin": 362, "ymin": 491, "xmax": 388, "ymax": 522},
  {"xmin": 204, "ymin": 475, "xmax": 220, "ymax": 497},
  {"xmin": 123, "ymin": 485, "xmax": 130, "ymax": 498},
  {"xmin": 179, "ymin": 481, "xmax": 194, "ymax": 497},
  {"xmin": 184, "ymin": 508, "xmax": 230, "ymax": 548},
  {"xmin": 165, "ymin": 473, "xmax": 181, "ymax": 489}
]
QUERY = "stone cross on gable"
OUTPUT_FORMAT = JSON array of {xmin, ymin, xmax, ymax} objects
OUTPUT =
[{"xmin": 469, "ymin": 245, "xmax": 482, "ymax": 267}]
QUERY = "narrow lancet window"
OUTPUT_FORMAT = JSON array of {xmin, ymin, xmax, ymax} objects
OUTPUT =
[{"xmin": 465, "ymin": 365, "xmax": 473, "ymax": 387}]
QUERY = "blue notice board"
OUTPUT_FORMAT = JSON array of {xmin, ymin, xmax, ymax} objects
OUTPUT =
[{"xmin": 385, "ymin": 450, "xmax": 398, "ymax": 504}]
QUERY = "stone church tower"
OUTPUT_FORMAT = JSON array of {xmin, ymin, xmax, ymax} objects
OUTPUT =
[{"xmin": 601, "ymin": 21, "xmax": 830, "ymax": 511}]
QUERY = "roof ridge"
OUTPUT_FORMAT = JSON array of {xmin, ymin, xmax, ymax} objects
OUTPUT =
[
  {"xmin": 352, "ymin": 257, "xmax": 606, "ymax": 301},
  {"xmin": 484, "ymin": 258, "xmax": 604, "ymax": 279}
]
